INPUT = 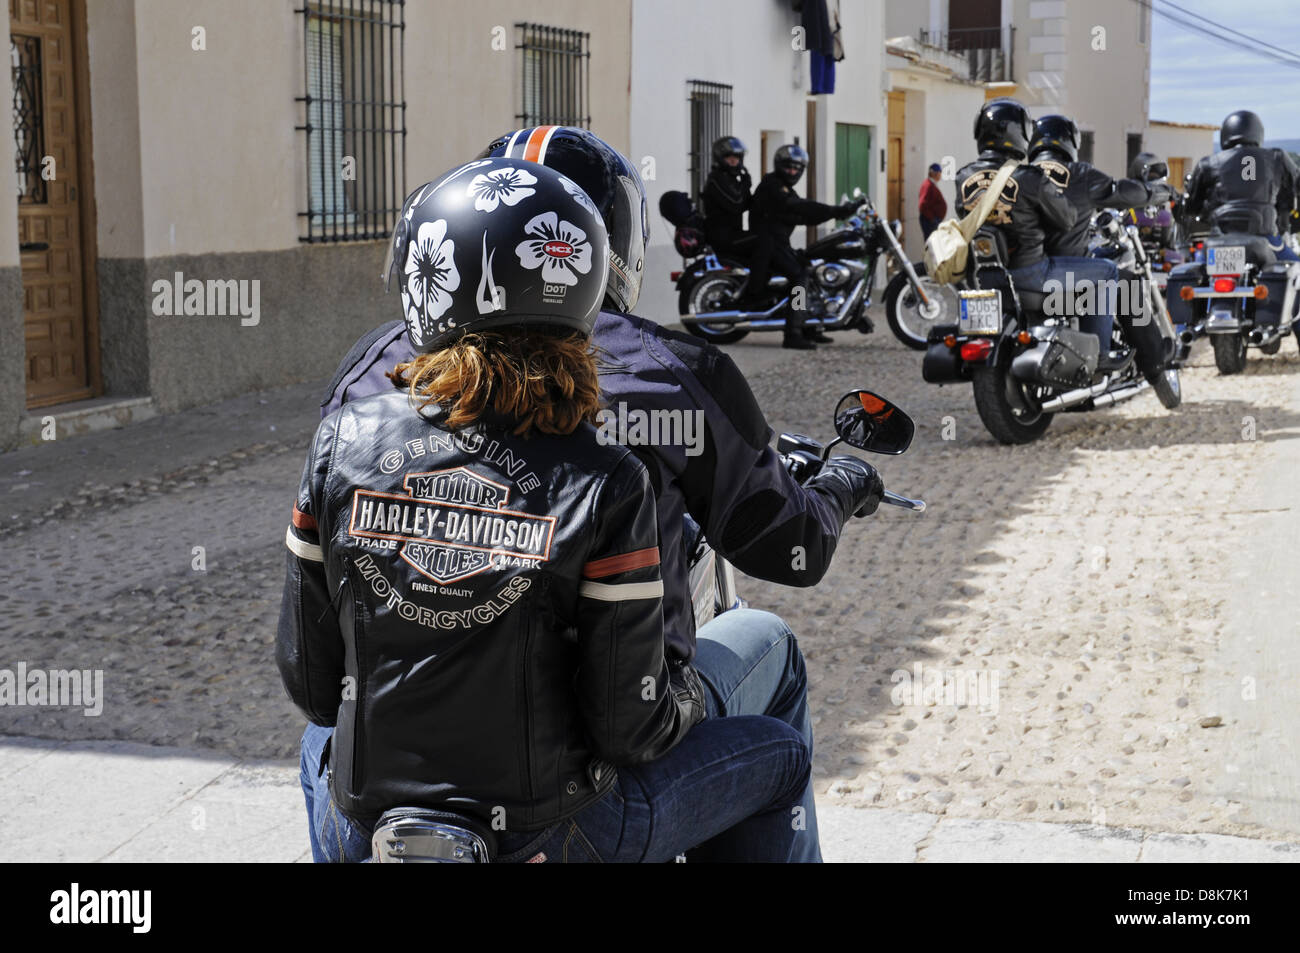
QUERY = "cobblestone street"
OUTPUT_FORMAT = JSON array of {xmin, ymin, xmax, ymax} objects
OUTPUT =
[{"xmin": 3, "ymin": 317, "xmax": 1299, "ymax": 851}]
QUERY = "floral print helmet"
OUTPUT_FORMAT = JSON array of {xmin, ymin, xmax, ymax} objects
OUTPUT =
[{"xmin": 385, "ymin": 158, "xmax": 610, "ymax": 352}]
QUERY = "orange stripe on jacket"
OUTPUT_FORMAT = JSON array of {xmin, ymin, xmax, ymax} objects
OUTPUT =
[
  {"xmin": 583, "ymin": 547, "xmax": 660, "ymax": 579},
  {"xmin": 292, "ymin": 505, "xmax": 317, "ymax": 531}
]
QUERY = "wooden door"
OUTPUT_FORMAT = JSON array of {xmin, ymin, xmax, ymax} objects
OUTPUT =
[
  {"xmin": 887, "ymin": 90, "xmax": 905, "ymax": 223},
  {"xmin": 12, "ymin": 0, "xmax": 91, "ymax": 407}
]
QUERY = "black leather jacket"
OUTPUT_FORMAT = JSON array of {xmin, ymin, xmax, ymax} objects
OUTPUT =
[
  {"xmin": 702, "ymin": 163, "xmax": 752, "ymax": 248},
  {"xmin": 321, "ymin": 312, "xmax": 867, "ymax": 663},
  {"xmin": 1185, "ymin": 145, "xmax": 1300, "ymax": 236},
  {"xmin": 750, "ymin": 172, "xmax": 843, "ymax": 240},
  {"xmin": 277, "ymin": 391, "xmax": 704, "ymax": 831},
  {"xmin": 956, "ymin": 152, "xmax": 1075, "ymax": 269},
  {"xmin": 1032, "ymin": 155, "xmax": 1150, "ymax": 257}
]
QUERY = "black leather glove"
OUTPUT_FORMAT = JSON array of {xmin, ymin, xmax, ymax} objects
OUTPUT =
[
  {"xmin": 815, "ymin": 454, "xmax": 885, "ymax": 517},
  {"xmin": 669, "ymin": 659, "xmax": 707, "ymax": 732},
  {"xmin": 837, "ymin": 201, "xmax": 861, "ymax": 219}
]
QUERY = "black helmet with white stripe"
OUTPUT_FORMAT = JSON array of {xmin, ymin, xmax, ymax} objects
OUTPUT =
[
  {"xmin": 385, "ymin": 158, "xmax": 609, "ymax": 352},
  {"xmin": 479, "ymin": 126, "xmax": 648, "ymax": 314}
]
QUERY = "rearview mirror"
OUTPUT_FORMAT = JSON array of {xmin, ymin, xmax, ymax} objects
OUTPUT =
[{"xmin": 833, "ymin": 390, "xmax": 914, "ymax": 455}]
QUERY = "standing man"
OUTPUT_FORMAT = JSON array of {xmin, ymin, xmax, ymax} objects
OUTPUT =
[{"xmin": 918, "ymin": 163, "xmax": 947, "ymax": 239}]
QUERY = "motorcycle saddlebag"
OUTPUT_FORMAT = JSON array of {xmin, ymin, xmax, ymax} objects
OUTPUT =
[
  {"xmin": 673, "ymin": 225, "xmax": 706, "ymax": 258},
  {"xmin": 1255, "ymin": 263, "xmax": 1294, "ymax": 329},
  {"xmin": 1011, "ymin": 327, "xmax": 1098, "ymax": 389},
  {"xmin": 1165, "ymin": 262, "xmax": 1203, "ymax": 327},
  {"xmin": 922, "ymin": 324, "xmax": 963, "ymax": 383}
]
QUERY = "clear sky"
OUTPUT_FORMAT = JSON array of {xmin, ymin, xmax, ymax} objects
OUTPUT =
[{"xmin": 1147, "ymin": 0, "xmax": 1300, "ymax": 142}]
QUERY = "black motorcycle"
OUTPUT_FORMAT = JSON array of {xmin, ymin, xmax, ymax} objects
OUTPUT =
[
  {"xmin": 666, "ymin": 190, "xmax": 931, "ymax": 345},
  {"xmin": 368, "ymin": 389, "xmax": 925, "ymax": 862},
  {"xmin": 922, "ymin": 213, "xmax": 1183, "ymax": 445}
]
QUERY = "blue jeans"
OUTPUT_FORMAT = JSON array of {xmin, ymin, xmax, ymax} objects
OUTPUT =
[
  {"xmin": 1267, "ymin": 236, "xmax": 1300, "ymax": 262},
  {"xmin": 1010, "ymin": 255, "xmax": 1119, "ymax": 353},
  {"xmin": 298, "ymin": 609, "xmax": 818, "ymax": 862}
]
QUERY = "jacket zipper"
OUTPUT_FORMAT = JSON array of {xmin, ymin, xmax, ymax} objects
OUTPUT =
[{"xmin": 342, "ymin": 558, "xmax": 365, "ymax": 795}]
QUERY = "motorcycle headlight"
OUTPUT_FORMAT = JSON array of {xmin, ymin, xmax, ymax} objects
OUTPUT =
[{"xmin": 891, "ymin": 219, "xmax": 903, "ymax": 238}]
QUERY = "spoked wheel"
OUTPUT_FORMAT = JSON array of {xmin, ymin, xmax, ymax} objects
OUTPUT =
[
  {"xmin": 884, "ymin": 266, "xmax": 959, "ymax": 350},
  {"xmin": 971, "ymin": 363, "xmax": 1055, "ymax": 445},
  {"xmin": 1211, "ymin": 333, "xmax": 1248, "ymax": 374},
  {"xmin": 1146, "ymin": 366, "xmax": 1182, "ymax": 409},
  {"xmin": 678, "ymin": 274, "xmax": 751, "ymax": 344}
]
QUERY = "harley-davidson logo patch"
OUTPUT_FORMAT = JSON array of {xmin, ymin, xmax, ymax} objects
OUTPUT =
[{"xmin": 349, "ymin": 466, "xmax": 555, "ymax": 584}]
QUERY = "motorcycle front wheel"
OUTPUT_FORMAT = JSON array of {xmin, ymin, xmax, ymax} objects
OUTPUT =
[
  {"xmin": 1146, "ymin": 366, "xmax": 1182, "ymax": 409},
  {"xmin": 678, "ymin": 274, "xmax": 750, "ymax": 344},
  {"xmin": 884, "ymin": 265, "xmax": 958, "ymax": 350}
]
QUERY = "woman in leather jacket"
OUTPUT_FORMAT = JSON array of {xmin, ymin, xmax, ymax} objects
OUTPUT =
[{"xmin": 278, "ymin": 158, "xmax": 811, "ymax": 862}]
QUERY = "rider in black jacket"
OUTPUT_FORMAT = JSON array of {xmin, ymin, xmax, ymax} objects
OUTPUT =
[
  {"xmin": 1029, "ymin": 114, "xmax": 1151, "ymax": 258},
  {"xmin": 1185, "ymin": 109, "xmax": 1300, "ymax": 262},
  {"xmin": 280, "ymin": 159, "xmax": 814, "ymax": 862},
  {"xmin": 747, "ymin": 144, "xmax": 858, "ymax": 349},
  {"xmin": 311, "ymin": 128, "xmax": 884, "ymax": 863},
  {"xmin": 702, "ymin": 136, "xmax": 756, "ymax": 257}
]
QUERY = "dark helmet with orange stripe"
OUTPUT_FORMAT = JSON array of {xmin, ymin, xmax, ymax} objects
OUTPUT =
[{"xmin": 479, "ymin": 126, "xmax": 648, "ymax": 314}]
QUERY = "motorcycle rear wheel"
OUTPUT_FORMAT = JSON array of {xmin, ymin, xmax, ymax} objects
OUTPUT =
[
  {"xmin": 678, "ymin": 274, "xmax": 750, "ymax": 344},
  {"xmin": 971, "ymin": 365, "xmax": 1054, "ymax": 445},
  {"xmin": 1211, "ymin": 333, "xmax": 1248, "ymax": 375}
]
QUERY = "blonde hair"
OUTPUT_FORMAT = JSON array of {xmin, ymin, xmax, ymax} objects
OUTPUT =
[{"xmin": 388, "ymin": 330, "xmax": 601, "ymax": 436}]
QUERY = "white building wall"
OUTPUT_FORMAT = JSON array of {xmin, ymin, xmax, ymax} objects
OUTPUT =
[
  {"xmin": 630, "ymin": 0, "xmax": 886, "ymax": 323},
  {"xmin": 1144, "ymin": 123, "xmax": 1217, "ymax": 182}
]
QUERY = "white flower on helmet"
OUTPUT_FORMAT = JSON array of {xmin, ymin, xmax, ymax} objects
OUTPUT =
[
  {"xmin": 467, "ymin": 167, "xmax": 538, "ymax": 212},
  {"xmin": 514, "ymin": 212, "xmax": 592, "ymax": 286},
  {"xmin": 403, "ymin": 219, "xmax": 460, "ymax": 337},
  {"xmin": 558, "ymin": 175, "xmax": 599, "ymax": 217}
]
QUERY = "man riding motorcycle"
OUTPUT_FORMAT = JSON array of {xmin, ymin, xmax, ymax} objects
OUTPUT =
[
  {"xmin": 1185, "ymin": 109, "xmax": 1300, "ymax": 264},
  {"xmin": 746, "ymin": 143, "xmax": 859, "ymax": 349},
  {"xmin": 315, "ymin": 126, "xmax": 885, "ymax": 863},
  {"xmin": 956, "ymin": 100, "xmax": 1123, "ymax": 370},
  {"xmin": 1028, "ymin": 116, "xmax": 1167, "ymax": 371},
  {"xmin": 281, "ymin": 160, "xmax": 815, "ymax": 863}
]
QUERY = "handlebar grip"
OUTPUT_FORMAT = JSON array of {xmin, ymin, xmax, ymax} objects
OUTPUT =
[{"xmin": 882, "ymin": 490, "xmax": 926, "ymax": 512}]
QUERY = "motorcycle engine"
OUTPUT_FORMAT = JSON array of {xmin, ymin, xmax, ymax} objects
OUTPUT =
[{"xmin": 815, "ymin": 262, "xmax": 853, "ymax": 289}]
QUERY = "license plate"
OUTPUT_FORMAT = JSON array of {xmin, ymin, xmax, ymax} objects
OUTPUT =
[
  {"xmin": 958, "ymin": 290, "xmax": 1003, "ymax": 335},
  {"xmin": 1207, "ymin": 245, "xmax": 1245, "ymax": 275}
]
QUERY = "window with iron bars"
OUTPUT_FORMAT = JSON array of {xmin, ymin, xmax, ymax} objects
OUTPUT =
[
  {"xmin": 295, "ymin": 1, "xmax": 405, "ymax": 243},
  {"xmin": 516, "ymin": 23, "xmax": 590, "ymax": 128},
  {"xmin": 687, "ymin": 81, "xmax": 733, "ymax": 204}
]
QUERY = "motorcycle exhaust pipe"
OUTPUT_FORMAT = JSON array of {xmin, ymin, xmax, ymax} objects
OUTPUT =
[
  {"xmin": 680, "ymin": 297, "xmax": 789, "ymax": 326},
  {"xmin": 1248, "ymin": 327, "xmax": 1282, "ymax": 347},
  {"xmin": 1038, "ymin": 379, "xmax": 1112, "ymax": 413},
  {"xmin": 1179, "ymin": 328, "xmax": 1197, "ymax": 345},
  {"xmin": 1089, "ymin": 380, "xmax": 1149, "ymax": 409}
]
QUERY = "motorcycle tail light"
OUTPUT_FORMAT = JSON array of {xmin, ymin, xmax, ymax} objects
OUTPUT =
[
  {"xmin": 959, "ymin": 339, "xmax": 994, "ymax": 362},
  {"xmin": 670, "ymin": 271, "xmax": 682, "ymax": 281},
  {"xmin": 1179, "ymin": 286, "xmax": 1195, "ymax": 301},
  {"xmin": 1213, "ymin": 277, "xmax": 1236, "ymax": 293},
  {"xmin": 1254, "ymin": 284, "xmax": 1269, "ymax": 300},
  {"xmin": 1162, "ymin": 261, "xmax": 1172, "ymax": 271}
]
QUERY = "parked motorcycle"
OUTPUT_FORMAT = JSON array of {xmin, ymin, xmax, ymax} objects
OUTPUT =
[
  {"xmin": 369, "ymin": 389, "xmax": 925, "ymax": 862},
  {"xmin": 1166, "ymin": 232, "xmax": 1300, "ymax": 373},
  {"xmin": 667, "ymin": 189, "xmax": 931, "ymax": 345},
  {"xmin": 884, "ymin": 263, "xmax": 963, "ymax": 351},
  {"xmin": 921, "ymin": 213, "xmax": 1183, "ymax": 445}
]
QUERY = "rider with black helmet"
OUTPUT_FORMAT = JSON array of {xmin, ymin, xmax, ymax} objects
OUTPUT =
[
  {"xmin": 282, "ymin": 158, "xmax": 816, "ymax": 863},
  {"xmin": 748, "ymin": 143, "xmax": 860, "ymax": 349},
  {"xmin": 1029, "ymin": 115, "xmax": 1151, "ymax": 258},
  {"xmin": 701, "ymin": 136, "xmax": 756, "ymax": 257},
  {"xmin": 958, "ymin": 100, "xmax": 1131, "ymax": 369},
  {"xmin": 314, "ymin": 127, "xmax": 887, "ymax": 863},
  {"xmin": 1185, "ymin": 109, "xmax": 1300, "ymax": 262}
]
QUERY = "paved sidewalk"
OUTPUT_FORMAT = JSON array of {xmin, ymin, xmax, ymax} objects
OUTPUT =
[{"xmin": 4, "ymin": 735, "xmax": 1297, "ymax": 863}]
